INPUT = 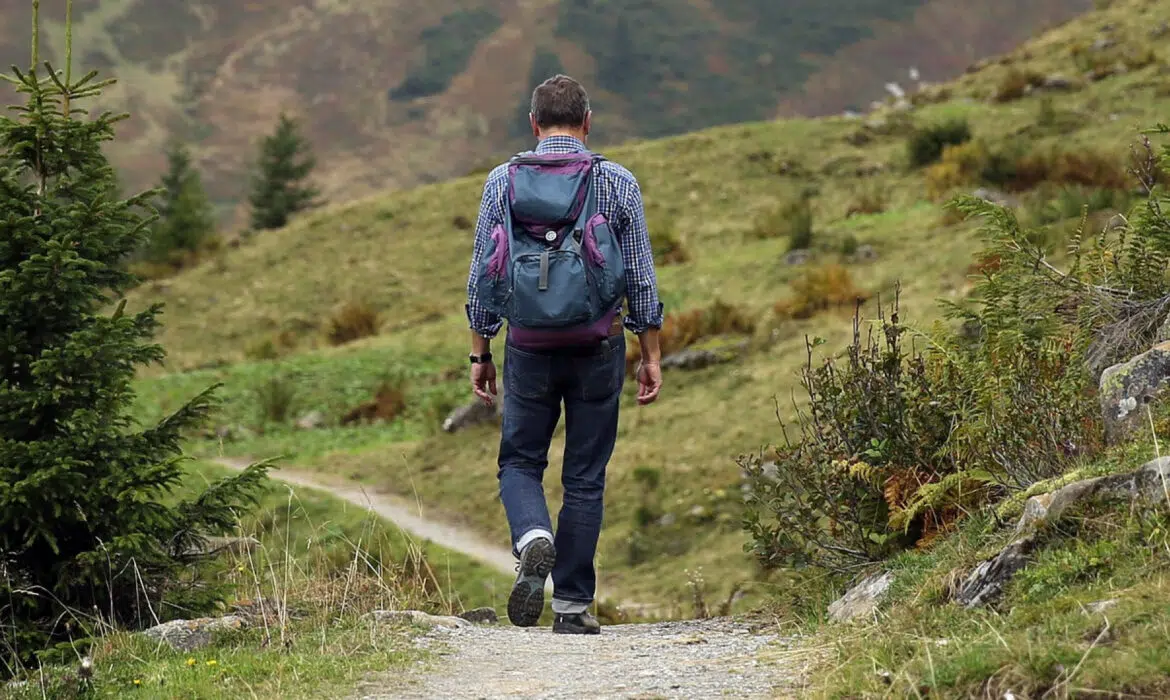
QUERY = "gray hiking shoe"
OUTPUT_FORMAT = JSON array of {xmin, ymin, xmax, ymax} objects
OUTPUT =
[
  {"xmin": 507, "ymin": 538, "xmax": 555, "ymax": 627},
  {"xmin": 552, "ymin": 610, "xmax": 601, "ymax": 635}
]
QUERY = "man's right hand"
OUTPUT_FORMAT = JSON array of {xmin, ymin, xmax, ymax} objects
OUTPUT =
[
  {"xmin": 471, "ymin": 361, "xmax": 498, "ymax": 406},
  {"xmin": 636, "ymin": 360, "xmax": 662, "ymax": 406}
]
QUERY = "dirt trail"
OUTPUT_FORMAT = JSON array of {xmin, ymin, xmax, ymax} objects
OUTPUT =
[
  {"xmin": 213, "ymin": 458, "xmax": 815, "ymax": 698},
  {"xmin": 211, "ymin": 456, "xmax": 522, "ymax": 580},
  {"xmin": 357, "ymin": 617, "xmax": 811, "ymax": 699}
]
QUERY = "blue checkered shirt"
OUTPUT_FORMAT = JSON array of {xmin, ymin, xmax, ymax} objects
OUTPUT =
[{"xmin": 465, "ymin": 135, "xmax": 664, "ymax": 339}]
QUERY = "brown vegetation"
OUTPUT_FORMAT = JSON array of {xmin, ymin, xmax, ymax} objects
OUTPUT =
[
  {"xmin": 773, "ymin": 265, "xmax": 869, "ymax": 321},
  {"xmin": 625, "ymin": 300, "xmax": 756, "ymax": 375},
  {"xmin": 325, "ymin": 300, "xmax": 381, "ymax": 346},
  {"xmin": 341, "ymin": 382, "xmax": 409, "ymax": 426}
]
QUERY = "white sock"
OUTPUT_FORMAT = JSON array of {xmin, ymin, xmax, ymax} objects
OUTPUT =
[
  {"xmin": 515, "ymin": 528, "xmax": 553, "ymax": 554},
  {"xmin": 551, "ymin": 599, "xmax": 589, "ymax": 615}
]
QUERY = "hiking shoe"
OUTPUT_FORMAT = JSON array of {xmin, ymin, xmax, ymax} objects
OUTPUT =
[
  {"xmin": 507, "ymin": 538, "xmax": 555, "ymax": 627},
  {"xmin": 552, "ymin": 610, "xmax": 601, "ymax": 635}
]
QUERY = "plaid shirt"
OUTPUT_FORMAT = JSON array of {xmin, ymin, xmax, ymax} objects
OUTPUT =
[{"xmin": 465, "ymin": 135, "xmax": 664, "ymax": 339}]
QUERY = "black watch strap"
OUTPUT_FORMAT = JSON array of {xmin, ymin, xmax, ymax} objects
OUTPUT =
[{"xmin": 469, "ymin": 352, "xmax": 493, "ymax": 364}]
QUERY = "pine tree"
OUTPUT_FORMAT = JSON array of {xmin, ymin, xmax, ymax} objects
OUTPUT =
[
  {"xmin": 146, "ymin": 139, "xmax": 215, "ymax": 262},
  {"xmin": 0, "ymin": 1, "xmax": 270, "ymax": 674},
  {"xmin": 248, "ymin": 112, "xmax": 321, "ymax": 231}
]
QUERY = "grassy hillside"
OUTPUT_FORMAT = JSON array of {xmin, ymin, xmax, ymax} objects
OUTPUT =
[
  {"xmin": 0, "ymin": 0, "xmax": 1087, "ymax": 220},
  {"xmin": 125, "ymin": 0, "xmax": 1170, "ymax": 610}
]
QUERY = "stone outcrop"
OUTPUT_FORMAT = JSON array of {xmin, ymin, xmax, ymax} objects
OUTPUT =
[
  {"xmin": 661, "ymin": 341, "xmax": 748, "ymax": 372},
  {"xmin": 441, "ymin": 394, "xmax": 504, "ymax": 434},
  {"xmin": 1098, "ymin": 342, "xmax": 1170, "ymax": 443},
  {"xmin": 142, "ymin": 616, "xmax": 248, "ymax": 652},
  {"xmin": 956, "ymin": 457, "xmax": 1170, "ymax": 608},
  {"xmin": 456, "ymin": 607, "xmax": 499, "ymax": 624},
  {"xmin": 370, "ymin": 610, "xmax": 471, "ymax": 629},
  {"xmin": 828, "ymin": 572, "xmax": 894, "ymax": 623}
]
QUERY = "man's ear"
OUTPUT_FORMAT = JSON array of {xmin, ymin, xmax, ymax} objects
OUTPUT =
[
  {"xmin": 583, "ymin": 111, "xmax": 592, "ymax": 137},
  {"xmin": 530, "ymin": 112, "xmax": 539, "ymax": 139}
]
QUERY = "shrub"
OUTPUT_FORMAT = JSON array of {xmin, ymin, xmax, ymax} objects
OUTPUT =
[
  {"xmin": 245, "ymin": 330, "xmax": 299, "ymax": 361},
  {"xmin": 750, "ymin": 194, "xmax": 814, "ymax": 251},
  {"xmin": 254, "ymin": 374, "xmax": 299, "ymax": 425},
  {"xmin": 340, "ymin": 381, "xmax": 409, "ymax": 425},
  {"xmin": 845, "ymin": 186, "xmax": 887, "ymax": 217},
  {"xmin": 625, "ymin": 299, "xmax": 755, "ymax": 374},
  {"xmin": 773, "ymin": 264, "xmax": 869, "ymax": 320},
  {"xmin": 742, "ymin": 297, "xmax": 962, "ymax": 572},
  {"xmin": 841, "ymin": 234, "xmax": 860, "ymax": 257},
  {"xmin": 1026, "ymin": 184, "xmax": 1131, "ymax": 228},
  {"xmin": 1008, "ymin": 148, "xmax": 1130, "ymax": 192},
  {"xmin": 925, "ymin": 141, "xmax": 990, "ymax": 200},
  {"xmin": 993, "ymin": 67, "xmax": 1043, "ymax": 103},
  {"xmin": 325, "ymin": 299, "xmax": 382, "ymax": 346},
  {"xmin": 906, "ymin": 118, "xmax": 972, "ymax": 168},
  {"xmin": 649, "ymin": 215, "xmax": 690, "ymax": 265}
]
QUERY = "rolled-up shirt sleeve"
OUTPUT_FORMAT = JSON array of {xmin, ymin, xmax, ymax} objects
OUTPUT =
[{"xmin": 617, "ymin": 177, "xmax": 664, "ymax": 334}]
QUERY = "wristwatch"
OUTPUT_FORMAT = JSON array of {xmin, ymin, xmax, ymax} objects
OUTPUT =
[{"xmin": 469, "ymin": 352, "xmax": 493, "ymax": 365}]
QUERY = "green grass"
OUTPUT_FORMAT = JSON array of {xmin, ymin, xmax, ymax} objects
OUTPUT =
[
  {"xmin": 2, "ymin": 623, "xmax": 422, "ymax": 700},
  {"xmin": 122, "ymin": 0, "xmax": 1170, "ymax": 610},
  {"xmin": 1, "ymin": 460, "xmax": 512, "ymax": 699}
]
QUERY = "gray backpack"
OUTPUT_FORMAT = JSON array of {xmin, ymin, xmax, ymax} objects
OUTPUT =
[{"xmin": 475, "ymin": 151, "xmax": 626, "ymax": 346}]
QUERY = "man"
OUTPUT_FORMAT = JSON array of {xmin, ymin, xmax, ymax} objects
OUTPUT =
[{"xmin": 464, "ymin": 74, "xmax": 664, "ymax": 634}]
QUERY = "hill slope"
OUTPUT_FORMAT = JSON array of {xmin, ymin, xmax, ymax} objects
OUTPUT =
[
  {"xmin": 126, "ymin": 0, "xmax": 1170, "ymax": 607},
  {"xmin": 0, "ymin": 0, "xmax": 1088, "ymax": 220}
]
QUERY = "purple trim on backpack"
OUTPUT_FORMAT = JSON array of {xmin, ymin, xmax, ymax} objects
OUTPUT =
[
  {"xmin": 582, "ymin": 213, "xmax": 607, "ymax": 267},
  {"xmin": 487, "ymin": 223, "xmax": 508, "ymax": 279},
  {"xmin": 508, "ymin": 306, "xmax": 622, "ymax": 350}
]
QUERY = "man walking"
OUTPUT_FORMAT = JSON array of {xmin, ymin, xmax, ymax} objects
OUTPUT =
[{"xmin": 464, "ymin": 74, "xmax": 663, "ymax": 634}]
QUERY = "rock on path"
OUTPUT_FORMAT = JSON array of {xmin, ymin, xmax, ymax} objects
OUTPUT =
[{"xmin": 356, "ymin": 618, "xmax": 806, "ymax": 700}]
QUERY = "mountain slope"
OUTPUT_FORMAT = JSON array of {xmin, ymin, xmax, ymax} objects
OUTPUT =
[
  {"xmin": 0, "ymin": 0, "xmax": 1089, "ymax": 222},
  {"xmin": 125, "ymin": 0, "xmax": 1170, "ymax": 605}
]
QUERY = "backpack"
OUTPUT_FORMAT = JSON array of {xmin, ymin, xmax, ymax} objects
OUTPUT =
[{"xmin": 475, "ymin": 150, "xmax": 627, "ymax": 345}]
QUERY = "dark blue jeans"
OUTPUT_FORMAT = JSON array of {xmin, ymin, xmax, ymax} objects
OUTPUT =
[{"xmin": 497, "ymin": 333, "xmax": 626, "ymax": 606}]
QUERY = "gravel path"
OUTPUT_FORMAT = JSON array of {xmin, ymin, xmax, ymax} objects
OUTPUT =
[{"xmin": 358, "ymin": 617, "xmax": 809, "ymax": 699}]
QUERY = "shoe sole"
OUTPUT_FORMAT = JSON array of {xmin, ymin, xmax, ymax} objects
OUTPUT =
[{"xmin": 507, "ymin": 539, "xmax": 555, "ymax": 627}]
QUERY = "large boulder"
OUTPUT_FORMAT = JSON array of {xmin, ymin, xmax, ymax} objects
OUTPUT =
[{"xmin": 1098, "ymin": 342, "xmax": 1170, "ymax": 443}]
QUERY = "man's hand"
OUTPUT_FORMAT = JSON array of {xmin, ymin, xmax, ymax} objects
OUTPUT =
[
  {"xmin": 636, "ymin": 360, "xmax": 662, "ymax": 406},
  {"xmin": 471, "ymin": 361, "xmax": 498, "ymax": 406}
]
